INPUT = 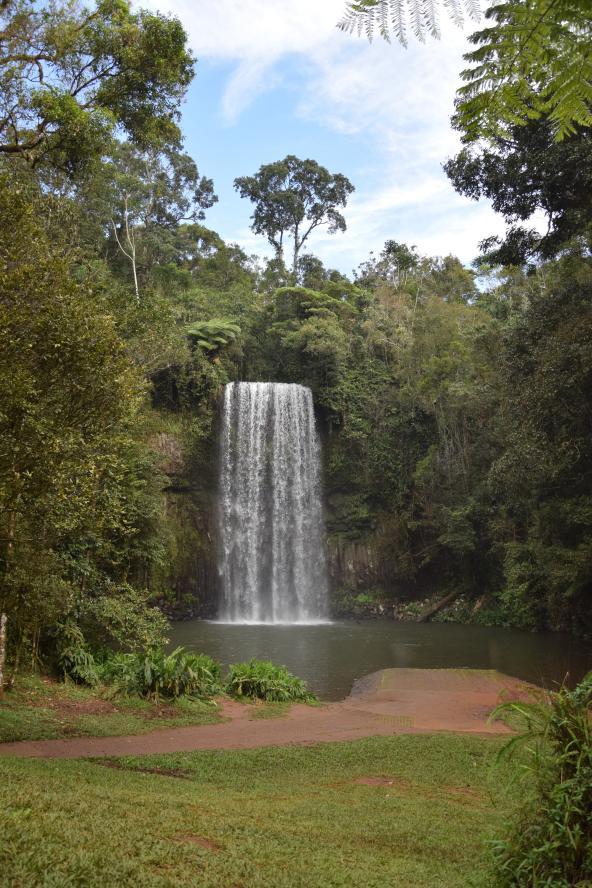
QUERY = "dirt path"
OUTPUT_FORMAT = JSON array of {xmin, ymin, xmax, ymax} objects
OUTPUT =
[{"xmin": 0, "ymin": 668, "xmax": 531, "ymax": 759}]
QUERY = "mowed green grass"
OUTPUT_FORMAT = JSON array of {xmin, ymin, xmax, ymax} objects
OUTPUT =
[{"xmin": 0, "ymin": 733, "xmax": 519, "ymax": 888}]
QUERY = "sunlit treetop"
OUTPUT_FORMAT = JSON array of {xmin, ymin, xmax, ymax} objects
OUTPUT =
[
  {"xmin": 234, "ymin": 155, "xmax": 355, "ymax": 272},
  {"xmin": 0, "ymin": 0, "xmax": 195, "ymax": 172}
]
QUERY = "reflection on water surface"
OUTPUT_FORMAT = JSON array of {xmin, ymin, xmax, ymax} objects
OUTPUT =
[{"xmin": 169, "ymin": 620, "xmax": 592, "ymax": 701}]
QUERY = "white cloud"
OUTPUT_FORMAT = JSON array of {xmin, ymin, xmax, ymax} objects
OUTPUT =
[
  {"xmin": 142, "ymin": 0, "xmax": 346, "ymax": 61},
  {"xmin": 221, "ymin": 57, "xmax": 282, "ymax": 122},
  {"xmin": 140, "ymin": 0, "xmax": 507, "ymax": 267}
]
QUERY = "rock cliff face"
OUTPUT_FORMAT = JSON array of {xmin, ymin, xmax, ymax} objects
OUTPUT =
[
  {"xmin": 161, "ymin": 488, "xmax": 218, "ymax": 617},
  {"xmin": 326, "ymin": 537, "xmax": 382, "ymax": 592},
  {"xmin": 149, "ymin": 408, "xmax": 401, "ymax": 620},
  {"xmin": 150, "ymin": 429, "xmax": 219, "ymax": 619}
]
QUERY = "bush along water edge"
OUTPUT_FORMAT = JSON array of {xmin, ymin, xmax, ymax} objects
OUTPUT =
[
  {"xmin": 225, "ymin": 658, "xmax": 317, "ymax": 703},
  {"xmin": 57, "ymin": 641, "xmax": 316, "ymax": 704}
]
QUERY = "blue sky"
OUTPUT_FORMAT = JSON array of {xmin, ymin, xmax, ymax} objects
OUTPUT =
[{"xmin": 144, "ymin": 0, "xmax": 508, "ymax": 275}]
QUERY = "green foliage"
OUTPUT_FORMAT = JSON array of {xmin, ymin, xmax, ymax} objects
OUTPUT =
[
  {"xmin": 444, "ymin": 120, "xmax": 592, "ymax": 264},
  {"xmin": 78, "ymin": 585, "xmax": 169, "ymax": 652},
  {"xmin": 0, "ymin": 177, "xmax": 168, "ymax": 660},
  {"xmin": 0, "ymin": 0, "xmax": 194, "ymax": 170},
  {"xmin": 1, "ymin": 0, "xmax": 591, "ymax": 658},
  {"xmin": 97, "ymin": 143, "xmax": 218, "ymax": 298},
  {"xmin": 187, "ymin": 319, "xmax": 241, "ymax": 352},
  {"xmin": 55, "ymin": 624, "xmax": 101, "ymax": 688},
  {"xmin": 225, "ymin": 659, "xmax": 316, "ymax": 703},
  {"xmin": 97, "ymin": 647, "xmax": 222, "ymax": 700},
  {"xmin": 491, "ymin": 673, "xmax": 592, "ymax": 886},
  {"xmin": 488, "ymin": 254, "xmax": 592, "ymax": 633},
  {"xmin": 455, "ymin": 0, "xmax": 592, "ymax": 143},
  {"xmin": 56, "ymin": 644, "xmax": 315, "ymax": 707},
  {"xmin": 339, "ymin": 0, "xmax": 592, "ymax": 143},
  {"xmin": 234, "ymin": 155, "xmax": 354, "ymax": 270}
]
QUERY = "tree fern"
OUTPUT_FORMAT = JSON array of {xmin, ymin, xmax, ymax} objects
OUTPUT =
[{"xmin": 186, "ymin": 319, "xmax": 241, "ymax": 352}]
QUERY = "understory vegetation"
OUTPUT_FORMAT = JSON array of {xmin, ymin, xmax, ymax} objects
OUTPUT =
[
  {"xmin": 225, "ymin": 659, "xmax": 316, "ymax": 703},
  {"xmin": 492, "ymin": 672, "xmax": 592, "ymax": 886},
  {"xmin": 59, "ymin": 645, "xmax": 315, "ymax": 704},
  {"xmin": 60, "ymin": 642, "xmax": 223, "ymax": 701},
  {"xmin": 1, "ymin": 654, "xmax": 316, "ymax": 742}
]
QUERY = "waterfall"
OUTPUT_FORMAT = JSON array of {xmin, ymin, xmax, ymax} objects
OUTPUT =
[{"xmin": 218, "ymin": 382, "xmax": 329, "ymax": 623}]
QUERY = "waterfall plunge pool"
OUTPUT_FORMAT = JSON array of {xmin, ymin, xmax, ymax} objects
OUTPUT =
[
  {"xmin": 203, "ymin": 383, "xmax": 592, "ymax": 700},
  {"xmin": 168, "ymin": 619, "xmax": 592, "ymax": 701}
]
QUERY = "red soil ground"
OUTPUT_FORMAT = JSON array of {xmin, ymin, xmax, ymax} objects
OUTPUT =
[{"xmin": 0, "ymin": 668, "xmax": 533, "ymax": 759}]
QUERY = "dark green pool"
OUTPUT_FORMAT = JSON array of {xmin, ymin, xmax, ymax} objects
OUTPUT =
[{"xmin": 168, "ymin": 620, "xmax": 592, "ymax": 701}]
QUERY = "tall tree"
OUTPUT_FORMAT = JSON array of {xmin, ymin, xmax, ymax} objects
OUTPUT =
[
  {"xmin": 0, "ymin": 177, "xmax": 165, "ymax": 658},
  {"xmin": 234, "ymin": 155, "xmax": 354, "ymax": 272},
  {"xmin": 444, "ymin": 120, "xmax": 592, "ymax": 264},
  {"xmin": 101, "ymin": 142, "xmax": 217, "ymax": 298},
  {"xmin": 0, "ymin": 0, "xmax": 194, "ymax": 171}
]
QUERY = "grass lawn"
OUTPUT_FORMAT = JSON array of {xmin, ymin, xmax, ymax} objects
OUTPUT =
[
  {"xmin": 0, "ymin": 733, "xmax": 519, "ymax": 887},
  {"xmin": 0, "ymin": 674, "xmax": 221, "ymax": 742}
]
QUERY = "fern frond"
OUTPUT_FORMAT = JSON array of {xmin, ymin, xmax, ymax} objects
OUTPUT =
[
  {"xmin": 423, "ymin": 0, "xmax": 441, "ymax": 38},
  {"xmin": 379, "ymin": 0, "xmax": 391, "ymax": 39},
  {"xmin": 454, "ymin": 0, "xmax": 592, "ymax": 142},
  {"xmin": 338, "ymin": 0, "xmax": 590, "ymax": 144},
  {"xmin": 410, "ymin": 0, "xmax": 426, "ymax": 41},
  {"xmin": 390, "ymin": 0, "xmax": 408, "ymax": 46},
  {"xmin": 443, "ymin": 0, "xmax": 464, "ymax": 28},
  {"xmin": 338, "ymin": 0, "xmax": 479, "ymax": 45}
]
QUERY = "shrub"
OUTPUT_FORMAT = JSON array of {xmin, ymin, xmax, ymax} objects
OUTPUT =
[
  {"xmin": 55, "ymin": 623, "xmax": 100, "ymax": 687},
  {"xmin": 491, "ymin": 672, "xmax": 592, "ymax": 887},
  {"xmin": 225, "ymin": 659, "xmax": 316, "ymax": 703},
  {"xmin": 80, "ymin": 585, "xmax": 169, "ymax": 652},
  {"xmin": 98, "ymin": 647, "xmax": 222, "ymax": 700}
]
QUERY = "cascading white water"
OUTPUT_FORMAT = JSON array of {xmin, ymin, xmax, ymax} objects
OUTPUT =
[{"xmin": 218, "ymin": 382, "xmax": 329, "ymax": 624}]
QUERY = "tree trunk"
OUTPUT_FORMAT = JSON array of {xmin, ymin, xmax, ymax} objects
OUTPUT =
[
  {"xmin": 0, "ymin": 612, "xmax": 7, "ymax": 697},
  {"xmin": 418, "ymin": 589, "xmax": 462, "ymax": 623},
  {"xmin": 471, "ymin": 593, "xmax": 489, "ymax": 615}
]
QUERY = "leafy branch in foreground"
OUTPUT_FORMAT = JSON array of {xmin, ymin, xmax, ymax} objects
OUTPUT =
[
  {"xmin": 339, "ymin": 0, "xmax": 591, "ymax": 143},
  {"xmin": 455, "ymin": 0, "xmax": 592, "ymax": 143},
  {"xmin": 491, "ymin": 673, "xmax": 592, "ymax": 886},
  {"xmin": 338, "ymin": 0, "xmax": 480, "ymax": 47}
]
